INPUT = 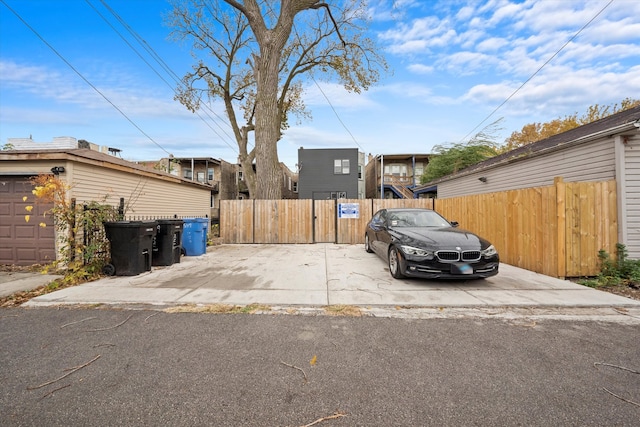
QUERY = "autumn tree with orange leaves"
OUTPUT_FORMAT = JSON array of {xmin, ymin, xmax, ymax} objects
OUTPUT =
[{"xmin": 503, "ymin": 98, "xmax": 640, "ymax": 152}]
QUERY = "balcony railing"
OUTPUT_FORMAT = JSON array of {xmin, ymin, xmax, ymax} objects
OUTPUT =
[
  {"xmin": 383, "ymin": 175, "xmax": 414, "ymax": 185},
  {"xmin": 381, "ymin": 175, "xmax": 417, "ymax": 199}
]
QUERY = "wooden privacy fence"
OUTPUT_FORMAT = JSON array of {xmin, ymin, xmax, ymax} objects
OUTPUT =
[
  {"xmin": 220, "ymin": 177, "xmax": 618, "ymax": 278},
  {"xmin": 220, "ymin": 198, "xmax": 435, "ymax": 245},
  {"xmin": 434, "ymin": 178, "xmax": 617, "ymax": 278}
]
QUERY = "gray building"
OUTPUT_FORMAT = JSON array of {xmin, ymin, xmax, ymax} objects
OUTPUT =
[{"xmin": 297, "ymin": 148, "xmax": 364, "ymax": 199}]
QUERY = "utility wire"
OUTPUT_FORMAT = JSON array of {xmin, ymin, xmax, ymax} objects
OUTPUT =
[
  {"xmin": 459, "ymin": 0, "xmax": 615, "ymax": 143},
  {"xmin": 290, "ymin": 20, "xmax": 366, "ymax": 153},
  {"xmin": 92, "ymin": 0, "xmax": 238, "ymax": 151},
  {"xmin": 0, "ymin": 0, "xmax": 172, "ymax": 156},
  {"xmin": 98, "ymin": 0, "xmax": 236, "ymax": 136},
  {"xmin": 265, "ymin": 0, "xmax": 366, "ymax": 154}
]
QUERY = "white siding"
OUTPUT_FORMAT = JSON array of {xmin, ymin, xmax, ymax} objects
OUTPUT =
[
  {"xmin": 623, "ymin": 134, "xmax": 640, "ymax": 258},
  {"xmin": 0, "ymin": 159, "xmax": 210, "ymax": 218},
  {"xmin": 439, "ymin": 137, "xmax": 616, "ymax": 198},
  {"xmin": 7, "ymin": 136, "xmax": 79, "ymax": 150},
  {"xmin": 70, "ymin": 163, "xmax": 210, "ymax": 217}
]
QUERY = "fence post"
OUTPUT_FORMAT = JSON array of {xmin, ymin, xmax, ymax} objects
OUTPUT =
[
  {"xmin": 70, "ymin": 198, "xmax": 76, "ymax": 262},
  {"xmin": 334, "ymin": 198, "xmax": 339, "ymax": 244},
  {"xmin": 555, "ymin": 177, "xmax": 566, "ymax": 279},
  {"xmin": 118, "ymin": 197, "xmax": 125, "ymax": 220}
]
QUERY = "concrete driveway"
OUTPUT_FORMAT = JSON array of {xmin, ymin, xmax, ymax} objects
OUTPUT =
[{"xmin": 24, "ymin": 244, "xmax": 640, "ymax": 316}]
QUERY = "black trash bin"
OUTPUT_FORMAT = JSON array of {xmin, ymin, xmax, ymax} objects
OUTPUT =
[
  {"xmin": 103, "ymin": 221, "xmax": 157, "ymax": 276},
  {"xmin": 152, "ymin": 219, "xmax": 184, "ymax": 266}
]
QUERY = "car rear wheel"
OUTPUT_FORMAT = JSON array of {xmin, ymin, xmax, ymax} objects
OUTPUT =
[
  {"xmin": 388, "ymin": 247, "xmax": 404, "ymax": 279},
  {"xmin": 364, "ymin": 234, "xmax": 373, "ymax": 253}
]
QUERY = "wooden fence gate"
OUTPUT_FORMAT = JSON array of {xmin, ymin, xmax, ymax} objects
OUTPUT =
[{"xmin": 220, "ymin": 198, "xmax": 435, "ymax": 245}]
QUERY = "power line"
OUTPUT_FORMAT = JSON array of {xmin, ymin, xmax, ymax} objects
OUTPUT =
[
  {"xmin": 290, "ymin": 18, "xmax": 366, "ymax": 153},
  {"xmin": 90, "ymin": 0, "xmax": 238, "ymax": 152},
  {"xmin": 97, "ymin": 0, "xmax": 237, "ymax": 137},
  {"xmin": 459, "ymin": 0, "xmax": 615, "ymax": 143},
  {"xmin": 265, "ymin": 0, "xmax": 366, "ymax": 154},
  {"xmin": 0, "ymin": 0, "xmax": 172, "ymax": 157}
]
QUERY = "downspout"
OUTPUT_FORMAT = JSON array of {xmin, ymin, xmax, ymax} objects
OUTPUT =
[
  {"xmin": 614, "ymin": 135, "xmax": 627, "ymax": 247},
  {"xmin": 380, "ymin": 154, "xmax": 384, "ymax": 199},
  {"xmin": 191, "ymin": 158, "xmax": 195, "ymax": 181},
  {"xmin": 412, "ymin": 155, "xmax": 416, "ymax": 187},
  {"xmin": 411, "ymin": 155, "xmax": 417, "ymax": 198}
]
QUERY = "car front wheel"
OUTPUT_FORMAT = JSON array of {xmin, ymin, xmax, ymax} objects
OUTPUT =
[
  {"xmin": 364, "ymin": 234, "xmax": 373, "ymax": 253},
  {"xmin": 388, "ymin": 247, "xmax": 404, "ymax": 279}
]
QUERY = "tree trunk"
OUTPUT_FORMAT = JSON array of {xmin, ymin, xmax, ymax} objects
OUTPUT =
[
  {"xmin": 237, "ymin": 126, "xmax": 257, "ymax": 198},
  {"xmin": 254, "ymin": 42, "xmax": 285, "ymax": 199}
]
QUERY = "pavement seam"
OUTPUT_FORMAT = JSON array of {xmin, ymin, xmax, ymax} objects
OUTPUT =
[{"xmin": 324, "ymin": 244, "xmax": 330, "ymax": 306}]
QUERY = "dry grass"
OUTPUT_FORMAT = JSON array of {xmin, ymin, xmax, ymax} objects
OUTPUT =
[
  {"xmin": 323, "ymin": 304, "xmax": 363, "ymax": 317},
  {"xmin": 164, "ymin": 303, "xmax": 271, "ymax": 314}
]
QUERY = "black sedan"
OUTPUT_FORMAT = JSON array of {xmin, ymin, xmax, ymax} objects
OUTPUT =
[{"xmin": 364, "ymin": 208, "xmax": 499, "ymax": 279}]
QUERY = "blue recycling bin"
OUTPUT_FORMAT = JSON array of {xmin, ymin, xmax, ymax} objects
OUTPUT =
[{"xmin": 182, "ymin": 218, "xmax": 208, "ymax": 256}]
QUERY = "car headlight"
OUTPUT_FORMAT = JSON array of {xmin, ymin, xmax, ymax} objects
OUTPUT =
[
  {"xmin": 400, "ymin": 245, "xmax": 434, "ymax": 258},
  {"xmin": 481, "ymin": 245, "xmax": 498, "ymax": 257}
]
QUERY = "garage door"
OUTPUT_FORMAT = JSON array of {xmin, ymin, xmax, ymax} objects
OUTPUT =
[{"xmin": 0, "ymin": 176, "xmax": 56, "ymax": 265}]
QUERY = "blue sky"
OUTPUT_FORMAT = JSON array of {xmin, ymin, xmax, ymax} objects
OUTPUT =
[{"xmin": 1, "ymin": 0, "xmax": 639, "ymax": 170}]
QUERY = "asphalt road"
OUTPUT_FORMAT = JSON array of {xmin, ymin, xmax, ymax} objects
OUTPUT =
[{"xmin": 1, "ymin": 307, "xmax": 639, "ymax": 426}]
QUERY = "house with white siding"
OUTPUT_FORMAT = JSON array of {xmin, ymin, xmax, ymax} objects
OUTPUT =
[{"xmin": 414, "ymin": 105, "xmax": 640, "ymax": 258}]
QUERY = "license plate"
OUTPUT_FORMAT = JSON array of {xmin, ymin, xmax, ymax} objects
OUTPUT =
[{"xmin": 451, "ymin": 262, "xmax": 473, "ymax": 275}]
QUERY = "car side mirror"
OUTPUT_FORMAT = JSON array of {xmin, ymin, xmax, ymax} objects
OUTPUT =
[{"xmin": 450, "ymin": 221, "xmax": 459, "ymax": 227}]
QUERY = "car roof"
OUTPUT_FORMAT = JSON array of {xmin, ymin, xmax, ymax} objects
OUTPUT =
[{"xmin": 384, "ymin": 208, "xmax": 434, "ymax": 212}]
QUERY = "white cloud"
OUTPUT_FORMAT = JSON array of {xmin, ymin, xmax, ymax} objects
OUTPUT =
[
  {"xmin": 486, "ymin": 1, "xmax": 523, "ymax": 26},
  {"xmin": 303, "ymin": 82, "xmax": 378, "ymax": 110},
  {"xmin": 407, "ymin": 63, "xmax": 434, "ymax": 74},
  {"xmin": 437, "ymin": 51, "xmax": 502, "ymax": 75},
  {"xmin": 476, "ymin": 37, "xmax": 508, "ymax": 52},
  {"xmin": 462, "ymin": 65, "xmax": 640, "ymax": 117},
  {"xmin": 0, "ymin": 59, "xmax": 192, "ymax": 118},
  {"xmin": 582, "ymin": 18, "xmax": 640, "ymax": 43},
  {"xmin": 456, "ymin": 5, "xmax": 475, "ymax": 21},
  {"xmin": 381, "ymin": 82, "xmax": 433, "ymax": 99},
  {"xmin": 367, "ymin": 0, "xmax": 422, "ymax": 22},
  {"xmin": 281, "ymin": 126, "xmax": 356, "ymax": 150},
  {"xmin": 379, "ymin": 16, "xmax": 457, "ymax": 54}
]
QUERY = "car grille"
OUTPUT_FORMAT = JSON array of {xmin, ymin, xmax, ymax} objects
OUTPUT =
[
  {"xmin": 436, "ymin": 250, "xmax": 481, "ymax": 262},
  {"xmin": 462, "ymin": 251, "xmax": 481, "ymax": 261}
]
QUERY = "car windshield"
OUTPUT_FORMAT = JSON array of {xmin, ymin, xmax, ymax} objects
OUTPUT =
[{"xmin": 387, "ymin": 210, "xmax": 450, "ymax": 228}]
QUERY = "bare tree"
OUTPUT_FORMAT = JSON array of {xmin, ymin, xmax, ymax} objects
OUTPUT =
[{"xmin": 167, "ymin": 0, "xmax": 388, "ymax": 199}]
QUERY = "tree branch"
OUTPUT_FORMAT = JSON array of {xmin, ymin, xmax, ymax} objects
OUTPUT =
[
  {"xmin": 27, "ymin": 355, "xmax": 101, "ymax": 390},
  {"xmin": 309, "ymin": 3, "xmax": 346, "ymax": 47}
]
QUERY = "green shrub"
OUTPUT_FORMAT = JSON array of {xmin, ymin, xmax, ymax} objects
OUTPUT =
[{"xmin": 582, "ymin": 244, "xmax": 640, "ymax": 288}]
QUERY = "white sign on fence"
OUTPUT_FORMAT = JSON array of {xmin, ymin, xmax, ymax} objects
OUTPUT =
[{"xmin": 338, "ymin": 203, "xmax": 360, "ymax": 219}]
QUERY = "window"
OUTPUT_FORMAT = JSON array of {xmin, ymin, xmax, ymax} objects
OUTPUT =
[
  {"xmin": 288, "ymin": 176, "xmax": 292, "ymax": 191},
  {"xmin": 183, "ymin": 168, "xmax": 192, "ymax": 179},
  {"xmin": 384, "ymin": 164, "xmax": 407, "ymax": 176},
  {"xmin": 334, "ymin": 159, "xmax": 350, "ymax": 174},
  {"xmin": 238, "ymin": 171, "xmax": 244, "ymax": 181},
  {"xmin": 414, "ymin": 162, "xmax": 424, "ymax": 177},
  {"xmin": 208, "ymin": 168, "xmax": 214, "ymax": 181},
  {"xmin": 330, "ymin": 191, "xmax": 347, "ymax": 199},
  {"xmin": 197, "ymin": 171, "xmax": 205, "ymax": 183},
  {"xmin": 293, "ymin": 181, "xmax": 298, "ymax": 193},
  {"xmin": 358, "ymin": 164, "xmax": 363, "ymax": 180}
]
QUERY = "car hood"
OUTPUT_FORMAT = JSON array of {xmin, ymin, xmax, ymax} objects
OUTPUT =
[{"xmin": 390, "ymin": 227, "xmax": 491, "ymax": 250}]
